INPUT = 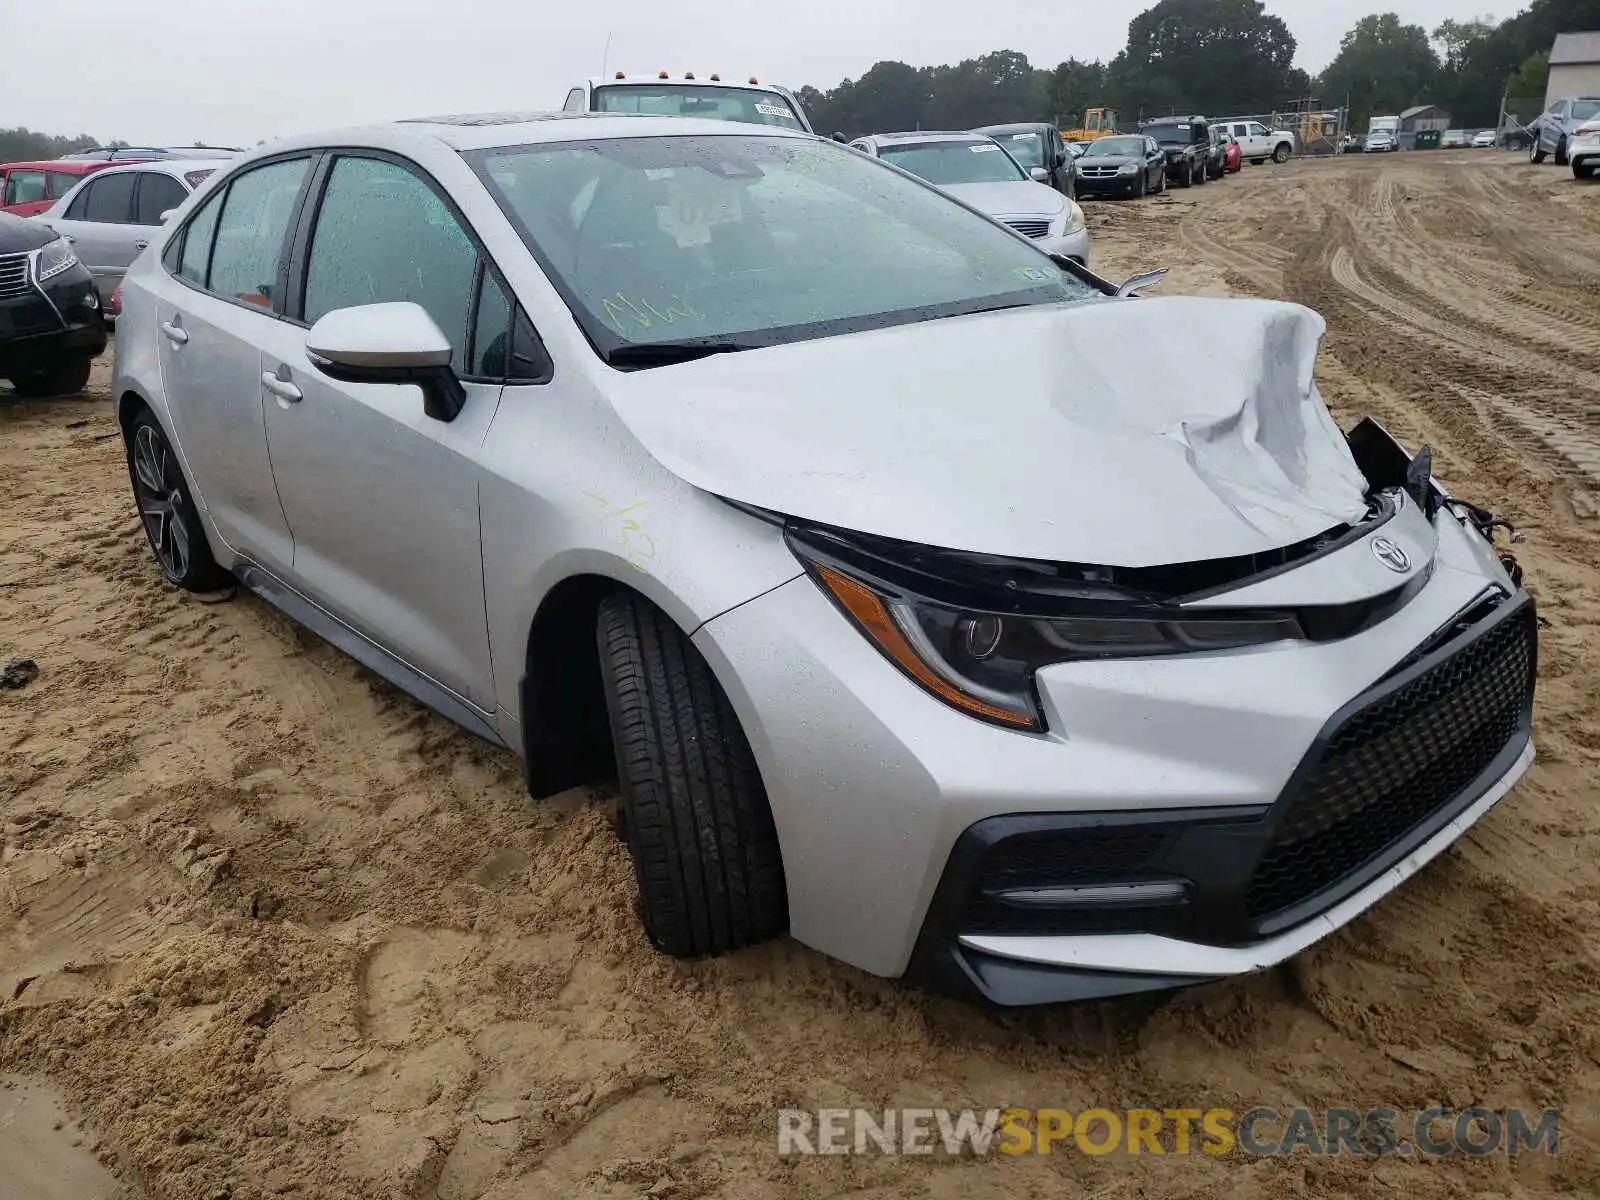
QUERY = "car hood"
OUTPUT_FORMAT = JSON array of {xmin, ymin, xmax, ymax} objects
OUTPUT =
[
  {"xmin": 600, "ymin": 295, "xmax": 1373, "ymax": 568},
  {"xmin": 938, "ymin": 180, "xmax": 1066, "ymax": 218},
  {"xmin": 0, "ymin": 211, "xmax": 59, "ymax": 253}
]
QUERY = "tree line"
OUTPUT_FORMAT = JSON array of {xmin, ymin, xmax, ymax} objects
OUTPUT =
[
  {"xmin": 0, "ymin": 127, "xmax": 122, "ymax": 164},
  {"xmin": 796, "ymin": 0, "xmax": 1591, "ymax": 138}
]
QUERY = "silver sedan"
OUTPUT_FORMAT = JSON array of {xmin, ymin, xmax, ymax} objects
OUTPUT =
[{"xmin": 113, "ymin": 114, "xmax": 1534, "ymax": 1006}]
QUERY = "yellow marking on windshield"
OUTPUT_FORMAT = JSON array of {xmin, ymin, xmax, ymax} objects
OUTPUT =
[{"xmin": 599, "ymin": 292, "xmax": 703, "ymax": 334}]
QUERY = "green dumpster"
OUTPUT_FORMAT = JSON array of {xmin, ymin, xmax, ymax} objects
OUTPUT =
[{"xmin": 1414, "ymin": 129, "xmax": 1441, "ymax": 150}]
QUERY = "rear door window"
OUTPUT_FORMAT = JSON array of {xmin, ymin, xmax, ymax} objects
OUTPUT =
[
  {"xmin": 207, "ymin": 157, "xmax": 312, "ymax": 309},
  {"xmin": 83, "ymin": 173, "xmax": 138, "ymax": 223},
  {"xmin": 135, "ymin": 173, "xmax": 189, "ymax": 225},
  {"xmin": 3, "ymin": 171, "xmax": 48, "ymax": 206}
]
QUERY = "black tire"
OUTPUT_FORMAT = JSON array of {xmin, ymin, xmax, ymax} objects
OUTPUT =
[
  {"xmin": 596, "ymin": 591, "xmax": 787, "ymax": 958},
  {"xmin": 1176, "ymin": 167, "xmax": 1191, "ymax": 188},
  {"xmin": 1530, "ymin": 139, "xmax": 1547, "ymax": 164},
  {"xmin": 1555, "ymin": 137, "xmax": 1568, "ymax": 166},
  {"xmin": 1193, "ymin": 161, "xmax": 1207, "ymax": 185},
  {"xmin": 124, "ymin": 407, "xmax": 232, "ymax": 592},
  {"xmin": 1576, "ymin": 162, "xmax": 1597, "ymax": 180},
  {"xmin": 8, "ymin": 355, "xmax": 92, "ymax": 399},
  {"xmin": 1272, "ymin": 142, "xmax": 1292, "ymax": 163}
]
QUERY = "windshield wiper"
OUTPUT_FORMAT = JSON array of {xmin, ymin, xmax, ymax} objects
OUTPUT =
[{"xmin": 604, "ymin": 340, "xmax": 763, "ymax": 368}]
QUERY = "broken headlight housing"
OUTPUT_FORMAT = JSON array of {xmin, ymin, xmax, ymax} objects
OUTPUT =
[{"xmin": 789, "ymin": 533, "xmax": 1305, "ymax": 732}]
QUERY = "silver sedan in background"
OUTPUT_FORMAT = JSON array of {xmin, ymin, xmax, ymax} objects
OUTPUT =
[
  {"xmin": 33, "ymin": 159, "xmax": 229, "ymax": 312},
  {"xmin": 849, "ymin": 130, "xmax": 1091, "ymax": 265}
]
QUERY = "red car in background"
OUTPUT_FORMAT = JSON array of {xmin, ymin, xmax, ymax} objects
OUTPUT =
[
  {"xmin": 1, "ymin": 148, "xmax": 177, "ymax": 216},
  {"xmin": 1219, "ymin": 131, "xmax": 1244, "ymax": 173}
]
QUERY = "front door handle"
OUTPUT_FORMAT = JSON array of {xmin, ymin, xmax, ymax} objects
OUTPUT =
[
  {"xmin": 261, "ymin": 370, "xmax": 302, "ymax": 404},
  {"xmin": 160, "ymin": 320, "xmax": 188, "ymax": 345},
  {"xmin": 133, "ymin": 240, "xmax": 149, "ymax": 251}
]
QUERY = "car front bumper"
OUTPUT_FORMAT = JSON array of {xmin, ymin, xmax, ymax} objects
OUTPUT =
[
  {"xmin": 1076, "ymin": 171, "xmax": 1145, "ymax": 196},
  {"xmin": 1037, "ymin": 228, "xmax": 1090, "ymax": 266},
  {"xmin": 0, "ymin": 263, "xmax": 106, "ymax": 375},
  {"xmin": 694, "ymin": 503, "xmax": 1535, "ymax": 1003}
]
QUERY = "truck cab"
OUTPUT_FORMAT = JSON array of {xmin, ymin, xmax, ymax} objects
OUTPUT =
[{"xmin": 563, "ymin": 73, "xmax": 814, "ymax": 134}]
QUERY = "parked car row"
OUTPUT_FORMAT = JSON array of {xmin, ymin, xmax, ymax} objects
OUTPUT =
[{"xmin": 100, "ymin": 108, "xmax": 1537, "ymax": 1008}]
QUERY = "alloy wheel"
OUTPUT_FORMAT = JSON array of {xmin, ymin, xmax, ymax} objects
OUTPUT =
[{"xmin": 132, "ymin": 424, "xmax": 191, "ymax": 580}]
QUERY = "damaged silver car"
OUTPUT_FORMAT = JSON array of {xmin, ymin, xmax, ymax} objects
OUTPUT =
[{"xmin": 113, "ymin": 114, "xmax": 1535, "ymax": 1006}]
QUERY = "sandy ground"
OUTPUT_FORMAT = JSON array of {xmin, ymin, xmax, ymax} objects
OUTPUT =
[{"xmin": 2, "ymin": 150, "xmax": 1599, "ymax": 1199}]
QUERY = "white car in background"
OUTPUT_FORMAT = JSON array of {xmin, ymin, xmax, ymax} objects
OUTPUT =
[
  {"xmin": 1472, "ymin": 129, "xmax": 1498, "ymax": 148},
  {"xmin": 848, "ymin": 131, "xmax": 1091, "ymax": 265},
  {"xmin": 33, "ymin": 159, "xmax": 229, "ymax": 316}
]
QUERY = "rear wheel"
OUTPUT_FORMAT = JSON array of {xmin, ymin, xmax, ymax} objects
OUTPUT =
[
  {"xmin": 1555, "ymin": 137, "xmax": 1569, "ymax": 166},
  {"xmin": 125, "ymin": 408, "xmax": 232, "ymax": 591},
  {"xmin": 596, "ymin": 591, "xmax": 788, "ymax": 958},
  {"xmin": 1576, "ymin": 161, "xmax": 1597, "ymax": 180},
  {"xmin": 7, "ymin": 355, "xmax": 92, "ymax": 399}
]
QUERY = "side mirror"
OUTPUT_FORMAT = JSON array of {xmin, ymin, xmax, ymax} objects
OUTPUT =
[
  {"xmin": 306, "ymin": 301, "xmax": 466, "ymax": 422},
  {"xmin": 1115, "ymin": 267, "xmax": 1170, "ymax": 298},
  {"xmin": 1029, "ymin": 166, "xmax": 1049, "ymax": 183}
]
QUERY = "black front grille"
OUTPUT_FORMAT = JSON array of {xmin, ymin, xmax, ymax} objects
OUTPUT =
[
  {"xmin": 1003, "ymin": 218, "xmax": 1050, "ymax": 239},
  {"xmin": 1245, "ymin": 600, "xmax": 1535, "ymax": 921},
  {"xmin": 0, "ymin": 253, "xmax": 30, "ymax": 298}
]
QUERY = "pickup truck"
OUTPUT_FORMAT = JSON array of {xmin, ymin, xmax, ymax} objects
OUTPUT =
[
  {"xmin": 1139, "ymin": 117, "xmax": 1211, "ymax": 187},
  {"xmin": 1214, "ymin": 119, "xmax": 1298, "ymax": 164}
]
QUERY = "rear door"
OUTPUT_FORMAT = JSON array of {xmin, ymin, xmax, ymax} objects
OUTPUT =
[
  {"xmin": 151, "ymin": 155, "xmax": 314, "ymax": 574},
  {"xmin": 252, "ymin": 151, "xmax": 502, "ymax": 707}
]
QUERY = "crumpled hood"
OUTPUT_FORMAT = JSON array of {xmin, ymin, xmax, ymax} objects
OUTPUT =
[
  {"xmin": 938, "ymin": 180, "xmax": 1065, "ymax": 219},
  {"xmin": 600, "ymin": 295, "xmax": 1373, "ymax": 568}
]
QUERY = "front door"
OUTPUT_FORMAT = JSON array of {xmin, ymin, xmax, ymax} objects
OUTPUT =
[{"xmin": 256, "ymin": 152, "xmax": 499, "ymax": 709}]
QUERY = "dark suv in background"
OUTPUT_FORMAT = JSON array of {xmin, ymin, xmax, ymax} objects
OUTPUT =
[
  {"xmin": 0, "ymin": 211, "xmax": 106, "ymax": 396},
  {"xmin": 1140, "ymin": 115, "xmax": 1213, "ymax": 187}
]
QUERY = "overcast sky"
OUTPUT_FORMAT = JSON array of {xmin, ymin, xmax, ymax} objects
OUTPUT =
[{"xmin": 8, "ymin": 0, "xmax": 1476, "ymax": 145}]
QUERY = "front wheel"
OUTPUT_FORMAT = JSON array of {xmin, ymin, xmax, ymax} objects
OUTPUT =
[
  {"xmin": 125, "ymin": 408, "xmax": 232, "ymax": 591},
  {"xmin": 7, "ymin": 355, "xmax": 92, "ymax": 398},
  {"xmin": 1272, "ymin": 143, "xmax": 1292, "ymax": 163},
  {"xmin": 1531, "ymin": 138, "xmax": 1547, "ymax": 164},
  {"xmin": 596, "ymin": 592, "xmax": 788, "ymax": 958}
]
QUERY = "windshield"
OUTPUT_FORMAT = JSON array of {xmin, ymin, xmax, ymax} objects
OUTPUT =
[
  {"xmin": 877, "ymin": 140, "xmax": 1026, "ymax": 185},
  {"xmin": 1145, "ymin": 124, "xmax": 1193, "ymax": 147},
  {"xmin": 1084, "ymin": 137, "xmax": 1145, "ymax": 157},
  {"xmin": 473, "ymin": 135, "xmax": 1095, "ymax": 364},
  {"xmin": 592, "ymin": 84, "xmax": 803, "ymax": 129},
  {"xmin": 1572, "ymin": 100, "xmax": 1600, "ymax": 122},
  {"xmin": 999, "ymin": 133, "xmax": 1044, "ymax": 168}
]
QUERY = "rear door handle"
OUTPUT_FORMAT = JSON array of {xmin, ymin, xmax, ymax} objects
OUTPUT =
[
  {"xmin": 133, "ymin": 240, "xmax": 149, "ymax": 251},
  {"xmin": 261, "ymin": 371, "xmax": 302, "ymax": 404},
  {"xmin": 160, "ymin": 320, "xmax": 188, "ymax": 345}
]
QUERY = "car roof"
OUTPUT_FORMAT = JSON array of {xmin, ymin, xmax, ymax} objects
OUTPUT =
[
  {"xmin": 863, "ymin": 131, "xmax": 992, "ymax": 145},
  {"xmin": 584, "ymin": 74, "xmax": 793, "ymax": 93},
  {"xmin": 1, "ymin": 159, "xmax": 106, "ymax": 173},
  {"xmin": 267, "ymin": 111, "xmax": 815, "ymax": 154},
  {"xmin": 63, "ymin": 158, "xmax": 234, "ymax": 181},
  {"xmin": 974, "ymin": 123, "xmax": 1050, "ymax": 133}
]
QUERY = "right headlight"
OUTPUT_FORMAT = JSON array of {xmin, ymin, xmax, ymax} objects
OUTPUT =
[
  {"xmin": 30, "ymin": 236, "xmax": 79, "ymax": 284},
  {"xmin": 792, "ymin": 539, "xmax": 1305, "ymax": 732},
  {"xmin": 1117, "ymin": 162, "xmax": 1138, "ymax": 174}
]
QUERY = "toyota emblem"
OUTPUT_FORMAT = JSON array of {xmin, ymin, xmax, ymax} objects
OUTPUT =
[{"xmin": 1371, "ymin": 536, "xmax": 1411, "ymax": 573}]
